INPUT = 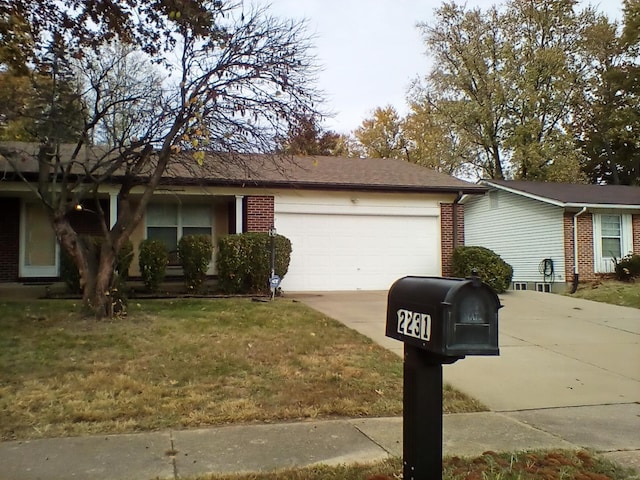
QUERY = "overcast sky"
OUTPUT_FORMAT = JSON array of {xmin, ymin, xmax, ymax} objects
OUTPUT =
[{"xmin": 266, "ymin": 0, "xmax": 625, "ymax": 135}]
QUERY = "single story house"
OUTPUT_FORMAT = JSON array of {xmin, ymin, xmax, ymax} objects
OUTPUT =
[
  {"xmin": 462, "ymin": 180, "xmax": 640, "ymax": 292},
  {"xmin": 0, "ymin": 143, "xmax": 486, "ymax": 292}
]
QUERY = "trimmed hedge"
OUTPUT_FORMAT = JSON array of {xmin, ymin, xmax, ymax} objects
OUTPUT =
[
  {"xmin": 60, "ymin": 236, "xmax": 133, "ymax": 294},
  {"xmin": 614, "ymin": 253, "xmax": 640, "ymax": 282},
  {"xmin": 138, "ymin": 239, "xmax": 169, "ymax": 292},
  {"xmin": 217, "ymin": 233, "xmax": 292, "ymax": 294},
  {"xmin": 451, "ymin": 245, "xmax": 513, "ymax": 293},
  {"xmin": 178, "ymin": 234, "xmax": 213, "ymax": 292}
]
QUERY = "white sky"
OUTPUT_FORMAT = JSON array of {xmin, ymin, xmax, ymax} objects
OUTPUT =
[{"xmin": 267, "ymin": 0, "xmax": 625, "ymax": 135}]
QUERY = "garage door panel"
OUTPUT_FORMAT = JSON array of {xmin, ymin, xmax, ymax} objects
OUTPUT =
[{"xmin": 275, "ymin": 212, "xmax": 439, "ymax": 291}]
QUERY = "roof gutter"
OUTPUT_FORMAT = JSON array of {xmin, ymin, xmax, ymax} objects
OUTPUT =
[{"xmin": 571, "ymin": 207, "xmax": 588, "ymax": 294}]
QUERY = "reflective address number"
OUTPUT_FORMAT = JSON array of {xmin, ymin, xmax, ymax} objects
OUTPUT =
[{"xmin": 396, "ymin": 309, "xmax": 431, "ymax": 341}]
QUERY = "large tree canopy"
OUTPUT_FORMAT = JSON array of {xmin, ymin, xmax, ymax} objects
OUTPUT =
[
  {"xmin": 276, "ymin": 115, "xmax": 349, "ymax": 156},
  {"xmin": 0, "ymin": 0, "xmax": 323, "ymax": 316},
  {"xmin": 576, "ymin": 0, "xmax": 640, "ymax": 185},
  {"xmin": 350, "ymin": 0, "xmax": 638, "ymax": 184},
  {"xmin": 415, "ymin": 0, "xmax": 593, "ymax": 182}
]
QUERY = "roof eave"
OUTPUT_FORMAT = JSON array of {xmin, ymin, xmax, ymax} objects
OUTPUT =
[
  {"xmin": 479, "ymin": 180, "xmax": 565, "ymax": 206},
  {"xmin": 479, "ymin": 180, "xmax": 640, "ymax": 209},
  {"xmin": 168, "ymin": 178, "xmax": 488, "ymax": 194},
  {"xmin": 564, "ymin": 202, "xmax": 640, "ymax": 210}
]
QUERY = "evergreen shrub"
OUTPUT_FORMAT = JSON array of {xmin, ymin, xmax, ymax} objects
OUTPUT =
[
  {"xmin": 451, "ymin": 245, "xmax": 513, "ymax": 293},
  {"xmin": 178, "ymin": 234, "xmax": 213, "ymax": 292},
  {"xmin": 217, "ymin": 233, "xmax": 292, "ymax": 294},
  {"xmin": 138, "ymin": 239, "xmax": 169, "ymax": 292},
  {"xmin": 614, "ymin": 253, "xmax": 640, "ymax": 281}
]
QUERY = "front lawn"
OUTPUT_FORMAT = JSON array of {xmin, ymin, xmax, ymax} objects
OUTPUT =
[
  {"xmin": 568, "ymin": 281, "xmax": 640, "ymax": 309},
  {"xmin": 192, "ymin": 450, "xmax": 635, "ymax": 480},
  {"xmin": 0, "ymin": 298, "xmax": 485, "ymax": 441}
]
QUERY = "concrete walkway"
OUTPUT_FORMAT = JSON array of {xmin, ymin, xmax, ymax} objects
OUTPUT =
[
  {"xmin": 294, "ymin": 290, "xmax": 640, "ymax": 471},
  {"xmin": 1, "ymin": 290, "xmax": 638, "ymax": 479},
  {"xmin": 295, "ymin": 290, "xmax": 640, "ymax": 410}
]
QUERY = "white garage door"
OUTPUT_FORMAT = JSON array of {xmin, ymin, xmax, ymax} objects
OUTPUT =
[{"xmin": 275, "ymin": 212, "xmax": 440, "ymax": 291}]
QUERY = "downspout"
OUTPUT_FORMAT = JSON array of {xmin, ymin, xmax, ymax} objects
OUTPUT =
[{"xmin": 571, "ymin": 207, "xmax": 587, "ymax": 294}]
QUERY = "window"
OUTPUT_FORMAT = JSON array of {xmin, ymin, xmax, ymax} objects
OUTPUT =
[
  {"xmin": 600, "ymin": 215, "xmax": 622, "ymax": 259},
  {"xmin": 535, "ymin": 283, "xmax": 551, "ymax": 293},
  {"xmin": 146, "ymin": 203, "xmax": 212, "ymax": 264},
  {"xmin": 593, "ymin": 214, "xmax": 632, "ymax": 273},
  {"xmin": 20, "ymin": 201, "xmax": 60, "ymax": 277}
]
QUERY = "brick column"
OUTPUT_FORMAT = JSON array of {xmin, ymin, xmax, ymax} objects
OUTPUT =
[
  {"xmin": 441, "ymin": 203, "xmax": 464, "ymax": 277},
  {"xmin": 633, "ymin": 214, "xmax": 640, "ymax": 254},
  {"xmin": 245, "ymin": 196, "xmax": 275, "ymax": 233},
  {"xmin": 563, "ymin": 212, "xmax": 596, "ymax": 282},
  {"xmin": 0, "ymin": 198, "xmax": 20, "ymax": 282}
]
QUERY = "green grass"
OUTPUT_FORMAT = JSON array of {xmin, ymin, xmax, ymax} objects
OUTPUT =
[
  {"xmin": 568, "ymin": 281, "xmax": 640, "ymax": 309},
  {"xmin": 190, "ymin": 451, "xmax": 636, "ymax": 480},
  {"xmin": 0, "ymin": 298, "xmax": 485, "ymax": 441}
]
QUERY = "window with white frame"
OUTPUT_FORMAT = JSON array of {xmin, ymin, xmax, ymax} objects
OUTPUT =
[
  {"xmin": 593, "ymin": 213, "xmax": 632, "ymax": 273},
  {"xmin": 146, "ymin": 203, "xmax": 212, "ymax": 264},
  {"xmin": 600, "ymin": 215, "xmax": 622, "ymax": 259}
]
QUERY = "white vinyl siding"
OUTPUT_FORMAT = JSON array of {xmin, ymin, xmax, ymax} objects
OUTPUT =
[{"xmin": 464, "ymin": 190, "xmax": 566, "ymax": 283}]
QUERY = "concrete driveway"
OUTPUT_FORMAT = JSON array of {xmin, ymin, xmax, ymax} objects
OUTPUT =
[{"xmin": 292, "ymin": 290, "xmax": 640, "ymax": 412}]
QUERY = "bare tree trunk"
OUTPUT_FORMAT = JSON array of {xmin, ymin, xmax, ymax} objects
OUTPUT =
[
  {"xmin": 52, "ymin": 214, "xmax": 116, "ymax": 318},
  {"xmin": 93, "ymin": 243, "xmax": 116, "ymax": 318}
]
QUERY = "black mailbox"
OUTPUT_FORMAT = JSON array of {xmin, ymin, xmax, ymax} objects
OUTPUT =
[{"xmin": 386, "ymin": 276, "xmax": 500, "ymax": 358}]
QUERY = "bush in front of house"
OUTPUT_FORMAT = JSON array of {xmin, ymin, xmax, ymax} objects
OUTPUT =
[
  {"xmin": 614, "ymin": 253, "xmax": 640, "ymax": 282},
  {"xmin": 138, "ymin": 239, "xmax": 169, "ymax": 292},
  {"xmin": 217, "ymin": 233, "xmax": 292, "ymax": 294},
  {"xmin": 451, "ymin": 245, "xmax": 513, "ymax": 293},
  {"xmin": 178, "ymin": 234, "xmax": 214, "ymax": 292},
  {"xmin": 60, "ymin": 236, "xmax": 133, "ymax": 294}
]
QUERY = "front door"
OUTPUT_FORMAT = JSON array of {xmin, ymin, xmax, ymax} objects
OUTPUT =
[{"xmin": 20, "ymin": 201, "xmax": 59, "ymax": 277}]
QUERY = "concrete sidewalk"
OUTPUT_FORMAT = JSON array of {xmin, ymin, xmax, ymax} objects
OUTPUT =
[{"xmin": 0, "ymin": 410, "xmax": 618, "ymax": 480}]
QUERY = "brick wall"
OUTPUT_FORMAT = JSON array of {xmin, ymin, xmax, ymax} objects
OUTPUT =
[
  {"xmin": 563, "ymin": 212, "xmax": 596, "ymax": 282},
  {"xmin": 441, "ymin": 203, "xmax": 464, "ymax": 277},
  {"xmin": 633, "ymin": 214, "xmax": 640, "ymax": 254},
  {"xmin": 245, "ymin": 196, "xmax": 274, "ymax": 233},
  {"xmin": 0, "ymin": 198, "xmax": 20, "ymax": 282}
]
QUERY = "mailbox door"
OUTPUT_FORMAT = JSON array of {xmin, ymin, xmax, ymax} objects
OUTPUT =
[{"xmin": 443, "ymin": 283, "xmax": 499, "ymax": 355}]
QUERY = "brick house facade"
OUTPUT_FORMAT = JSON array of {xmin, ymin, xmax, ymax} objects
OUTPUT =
[
  {"xmin": 563, "ymin": 212, "xmax": 640, "ymax": 282},
  {"xmin": 440, "ymin": 203, "xmax": 464, "ymax": 278},
  {"xmin": 245, "ymin": 196, "xmax": 274, "ymax": 233},
  {"xmin": 1, "ymin": 147, "xmax": 485, "ymax": 290},
  {"xmin": 0, "ymin": 198, "xmax": 20, "ymax": 282},
  {"xmin": 563, "ymin": 212, "xmax": 596, "ymax": 282},
  {"xmin": 464, "ymin": 180, "xmax": 640, "ymax": 291}
]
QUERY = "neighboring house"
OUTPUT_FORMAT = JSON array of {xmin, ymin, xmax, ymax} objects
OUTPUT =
[
  {"xmin": 0, "ymin": 143, "xmax": 485, "ymax": 292},
  {"xmin": 462, "ymin": 180, "xmax": 640, "ymax": 292}
]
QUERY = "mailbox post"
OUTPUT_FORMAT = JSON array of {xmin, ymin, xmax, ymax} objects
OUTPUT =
[
  {"xmin": 268, "ymin": 227, "xmax": 280, "ymax": 299},
  {"xmin": 386, "ymin": 276, "xmax": 501, "ymax": 480}
]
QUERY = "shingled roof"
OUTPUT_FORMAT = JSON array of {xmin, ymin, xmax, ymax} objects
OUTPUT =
[
  {"xmin": 165, "ymin": 154, "xmax": 485, "ymax": 194},
  {"xmin": 0, "ymin": 142, "xmax": 485, "ymax": 194},
  {"xmin": 482, "ymin": 180, "xmax": 640, "ymax": 207}
]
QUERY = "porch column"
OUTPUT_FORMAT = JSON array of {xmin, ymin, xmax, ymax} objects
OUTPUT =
[
  {"xmin": 235, "ymin": 195, "xmax": 244, "ymax": 234},
  {"xmin": 109, "ymin": 192, "xmax": 118, "ymax": 228}
]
